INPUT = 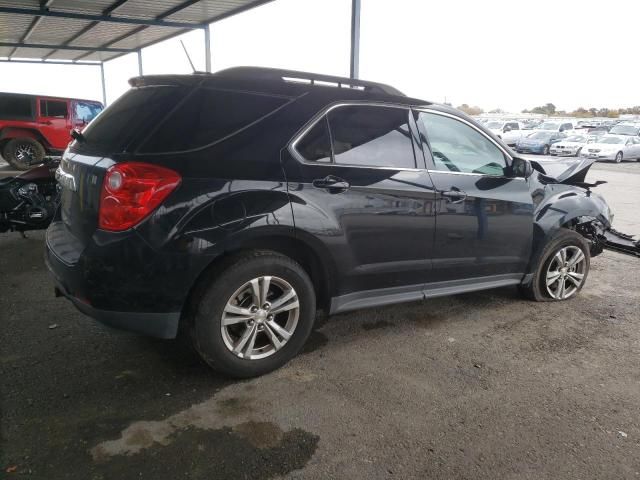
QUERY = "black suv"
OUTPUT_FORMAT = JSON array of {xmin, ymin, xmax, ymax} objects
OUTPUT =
[{"xmin": 46, "ymin": 67, "xmax": 615, "ymax": 377}]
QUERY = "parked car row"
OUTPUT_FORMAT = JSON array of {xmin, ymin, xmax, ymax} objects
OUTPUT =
[{"xmin": 476, "ymin": 115, "xmax": 640, "ymax": 162}]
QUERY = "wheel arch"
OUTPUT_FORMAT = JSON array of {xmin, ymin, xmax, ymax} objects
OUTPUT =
[
  {"xmin": 0, "ymin": 127, "xmax": 50, "ymax": 150},
  {"xmin": 526, "ymin": 193, "xmax": 612, "ymax": 280},
  {"xmin": 179, "ymin": 230, "xmax": 335, "ymax": 333}
]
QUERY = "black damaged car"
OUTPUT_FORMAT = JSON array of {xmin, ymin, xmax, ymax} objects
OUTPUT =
[{"xmin": 46, "ymin": 67, "xmax": 638, "ymax": 377}]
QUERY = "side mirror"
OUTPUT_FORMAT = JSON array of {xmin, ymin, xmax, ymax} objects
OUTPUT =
[{"xmin": 510, "ymin": 157, "xmax": 533, "ymax": 178}]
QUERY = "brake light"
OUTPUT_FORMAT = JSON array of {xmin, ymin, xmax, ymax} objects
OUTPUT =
[{"xmin": 98, "ymin": 162, "xmax": 181, "ymax": 231}]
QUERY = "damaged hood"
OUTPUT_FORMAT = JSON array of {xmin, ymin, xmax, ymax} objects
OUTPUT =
[{"xmin": 528, "ymin": 156, "xmax": 597, "ymax": 184}]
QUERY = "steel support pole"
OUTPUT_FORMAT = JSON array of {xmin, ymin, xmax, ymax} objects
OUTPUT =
[
  {"xmin": 349, "ymin": 0, "xmax": 361, "ymax": 79},
  {"xmin": 204, "ymin": 24, "xmax": 211, "ymax": 73},
  {"xmin": 100, "ymin": 62, "xmax": 107, "ymax": 106},
  {"xmin": 137, "ymin": 49, "xmax": 143, "ymax": 76}
]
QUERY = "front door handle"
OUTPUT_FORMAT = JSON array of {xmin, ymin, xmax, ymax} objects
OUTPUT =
[
  {"xmin": 312, "ymin": 175, "xmax": 350, "ymax": 192},
  {"xmin": 441, "ymin": 189, "xmax": 467, "ymax": 203}
]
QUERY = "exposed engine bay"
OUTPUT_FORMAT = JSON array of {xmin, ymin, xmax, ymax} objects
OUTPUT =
[{"xmin": 528, "ymin": 156, "xmax": 640, "ymax": 258}]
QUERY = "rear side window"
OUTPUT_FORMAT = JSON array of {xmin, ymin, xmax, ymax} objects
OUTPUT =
[
  {"xmin": 328, "ymin": 105, "xmax": 416, "ymax": 168},
  {"xmin": 0, "ymin": 94, "xmax": 34, "ymax": 120},
  {"xmin": 80, "ymin": 86, "xmax": 189, "ymax": 153},
  {"xmin": 140, "ymin": 87, "xmax": 289, "ymax": 153},
  {"xmin": 40, "ymin": 100, "xmax": 68, "ymax": 118}
]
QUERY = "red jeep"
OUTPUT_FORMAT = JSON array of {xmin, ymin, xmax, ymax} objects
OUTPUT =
[{"xmin": 0, "ymin": 92, "xmax": 103, "ymax": 170}]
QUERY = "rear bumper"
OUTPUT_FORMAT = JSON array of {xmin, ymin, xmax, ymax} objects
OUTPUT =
[
  {"xmin": 48, "ymin": 268, "xmax": 180, "ymax": 338},
  {"xmin": 45, "ymin": 220, "xmax": 204, "ymax": 339}
]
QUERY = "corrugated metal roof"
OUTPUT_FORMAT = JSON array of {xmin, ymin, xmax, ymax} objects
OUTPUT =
[{"xmin": 0, "ymin": 0, "xmax": 274, "ymax": 63}]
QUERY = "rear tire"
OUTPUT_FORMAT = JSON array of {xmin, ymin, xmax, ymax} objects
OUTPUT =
[
  {"xmin": 189, "ymin": 251, "xmax": 316, "ymax": 378},
  {"xmin": 615, "ymin": 151, "xmax": 623, "ymax": 163},
  {"xmin": 519, "ymin": 228, "xmax": 590, "ymax": 302},
  {"xmin": 2, "ymin": 137, "xmax": 45, "ymax": 170}
]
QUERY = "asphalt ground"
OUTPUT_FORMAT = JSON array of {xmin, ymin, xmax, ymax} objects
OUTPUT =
[{"xmin": 1, "ymin": 158, "xmax": 639, "ymax": 479}]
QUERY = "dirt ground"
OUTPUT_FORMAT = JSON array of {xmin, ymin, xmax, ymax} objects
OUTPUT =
[{"xmin": 1, "ymin": 161, "xmax": 639, "ymax": 479}]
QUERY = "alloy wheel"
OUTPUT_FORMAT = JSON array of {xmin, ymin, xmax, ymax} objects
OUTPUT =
[
  {"xmin": 15, "ymin": 144, "xmax": 35, "ymax": 166},
  {"xmin": 545, "ymin": 246, "xmax": 586, "ymax": 300},
  {"xmin": 220, "ymin": 276, "xmax": 300, "ymax": 360},
  {"xmin": 615, "ymin": 152, "xmax": 623, "ymax": 163}
]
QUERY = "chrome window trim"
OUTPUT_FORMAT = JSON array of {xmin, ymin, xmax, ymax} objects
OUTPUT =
[{"xmin": 288, "ymin": 101, "xmax": 425, "ymax": 172}]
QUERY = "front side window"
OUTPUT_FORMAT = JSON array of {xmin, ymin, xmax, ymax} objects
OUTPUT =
[
  {"xmin": 75, "ymin": 102, "xmax": 103, "ymax": 123},
  {"xmin": 41, "ymin": 100, "xmax": 67, "ymax": 118},
  {"xmin": 326, "ymin": 105, "xmax": 416, "ymax": 168},
  {"xmin": 418, "ymin": 112, "xmax": 507, "ymax": 176}
]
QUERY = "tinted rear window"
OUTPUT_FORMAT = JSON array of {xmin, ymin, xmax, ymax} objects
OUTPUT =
[
  {"xmin": 79, "ymin": 86, "xmax": 189, "ymax": 153},
  {"xmin": 0, "ymin": 94, "xmax": 34, "ymax": 120},
  {"xmin": 139, "ymin": 87, "xmax": 289, "ymax": 153}
]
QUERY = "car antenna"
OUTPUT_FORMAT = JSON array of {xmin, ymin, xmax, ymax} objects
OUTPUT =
[{"xmin": 180, "ymin": 40, "xmax": 196, "ymax": 73}]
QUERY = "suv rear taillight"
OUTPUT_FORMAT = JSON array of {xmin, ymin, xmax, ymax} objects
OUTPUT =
[{"xmin": 98, "ymin": 162, "xmax": 181, "ymax": 231}]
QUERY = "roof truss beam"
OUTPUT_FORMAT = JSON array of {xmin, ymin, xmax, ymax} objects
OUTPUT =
[
  {"xmin": 0, "ymin": 42, "xmax": 136, "ymax": 54},
  {"xmin": 42, "ymin": 0, "xmax": 132, "ymax": 60},
  {"xmin": 0, "ymin": 6, "xmax": 204, "ymax": 29}
]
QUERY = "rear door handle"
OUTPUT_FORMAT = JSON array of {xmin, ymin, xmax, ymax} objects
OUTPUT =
[
  {"xmin": 39, "ymin": 120, "xmax": 52, "ymax": 125},
  {"xmin": 441, "ymin": 189, "xmax": 467, "ymax": 203},
  {"xmin": 312, "ymin": 175, "xmax": 350, "ymax": 192}
]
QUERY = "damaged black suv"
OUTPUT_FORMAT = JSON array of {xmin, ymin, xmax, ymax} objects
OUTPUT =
[{"xmin": 46, "ymin": 67, "xmax": 629, "ymax": 377}]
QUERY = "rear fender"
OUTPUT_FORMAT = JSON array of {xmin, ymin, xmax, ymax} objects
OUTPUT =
[{"xmin": 0, "ymin": 127, "xmax": 49, "ymax": 148}]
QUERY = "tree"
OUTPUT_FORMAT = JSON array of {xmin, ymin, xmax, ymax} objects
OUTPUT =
[
  {"xmin": 488, "ymin": 108, "xmax": 504, "ymax": 114},
  {"xmin": 529, "ymin": 103, "xmax": 557, "ymax": 115},
  {"xmin": 456, "ymin": 104, "xmax": 484, "ymax": 115}
]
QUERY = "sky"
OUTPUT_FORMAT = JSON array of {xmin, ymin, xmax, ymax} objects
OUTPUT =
[{"xmin": 0, "ymin": 0, "xmax": 638, "ymax": 113}]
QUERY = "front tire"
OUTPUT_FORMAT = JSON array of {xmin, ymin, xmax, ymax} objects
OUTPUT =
[
  {"xmin": 615, "ymin": 151, "xmax": 623, "ymax": 163},
  {"xmin": 190, "ymin": 251, "xmax": 316, "ymax": 378},
  {"xmin": 520, "ymin": 228, "xmax": 590, "ymax": 302},
  {"xmin": 542, "ymin": 145, "xmax": 550, "ymax": 155},
  {"xmin": 2, "ymin": 138, "xmax": 45, "ymax": 170}
]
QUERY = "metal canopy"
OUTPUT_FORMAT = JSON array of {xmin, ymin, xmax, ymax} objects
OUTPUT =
[
  {"xmin": 0, "ymin": 0, "xmax": 363, "ymax": 106},
  {"xmin": 0, "ymin": 0, "xmax": 275, "ymax": 63}
]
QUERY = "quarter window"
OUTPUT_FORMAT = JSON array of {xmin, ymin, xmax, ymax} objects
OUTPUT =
[
  {"xmin": 326, "ymin": 105, "xmax": 416, "ymax": 168},
  {"xmin": 419, "ymin": 112, "xmax": 507, "ymax": 176},
  {"xmin": 296, "ymin": 118, "xmax": 332, "ymax": 162}
]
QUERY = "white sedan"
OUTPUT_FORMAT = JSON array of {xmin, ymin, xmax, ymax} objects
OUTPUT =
[
  {"xmin": 580, "ymin": 135, "xmax": 640, "ymax": 163},
  {"xmin": 550, "ymin": 134, "xmax": 590, "ymax": 157}
]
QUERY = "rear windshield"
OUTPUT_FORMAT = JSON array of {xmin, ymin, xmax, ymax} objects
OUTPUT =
[
  {"xmin": 0, "ymin": 94, "xmax": 35, "ymax": 120},
  {"xmin": 138, "ymin": 87, "xmax": 289, "ymax": 153},
  {"xmin": 79, "ymin": 85, "xmax": 190, "ymax": 154}
]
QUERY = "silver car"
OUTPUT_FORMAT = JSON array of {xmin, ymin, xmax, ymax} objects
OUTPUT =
[
  {"xmin": 580, "ymin": 135, "xmax": 640, "ymax": 162},
  {"xmin": 550, "ymin": 134, "xmax": 590, "ymax": 157}
]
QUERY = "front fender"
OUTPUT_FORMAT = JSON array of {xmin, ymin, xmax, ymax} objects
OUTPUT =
[{"xmin": 525, "ymin": 184, "xmax": 612, "ymax": 277}]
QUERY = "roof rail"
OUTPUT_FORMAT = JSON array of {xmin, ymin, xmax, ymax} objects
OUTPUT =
[{"xmin": 213, "ymin": 66, "xmax": 405, "ymax": 97}]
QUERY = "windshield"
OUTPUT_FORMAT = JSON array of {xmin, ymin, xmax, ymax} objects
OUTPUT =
[
  {"xmin": 486, "ymin": 121, "xmax": 504, "ymax": 129},
  {"xmin": 529, "ymin": 132, "xmax": 552, "ymax": 140},
  {"xmin": 538, "ymin": 122, "xmax": 559, "ymax": 130},
  {"xmin": 565, "ymin": 135, "xmax": 585, "ymax": 142},
  {"xmin": 599, "ymin": 137, "xmax": 624, "ymax": 144},
  {"xmin": 609, "ymin": 124, "xmax": 639, "ymax": 136}
]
